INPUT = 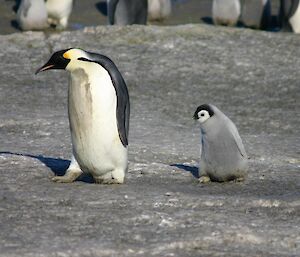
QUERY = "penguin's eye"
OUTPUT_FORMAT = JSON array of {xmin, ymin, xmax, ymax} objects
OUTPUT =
[{"xmin": 198, "ymin": 111, "xmax": 207, "ymax": 118}]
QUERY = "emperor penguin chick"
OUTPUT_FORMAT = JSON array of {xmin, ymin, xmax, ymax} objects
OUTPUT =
[
  {"xmin": 17, "ymin": 0, "xmax": 48, "ymax": 31},
  {"xmin": 45, "ymin": 0, "xmax": 73, "ymax": 29},
  {"xmin": 193, "ymin": 104, "xmax": 248, "ymax": 183},
  {"xmin": 36, "ymin": 48, "xmax": 130, "ymax": 184}
]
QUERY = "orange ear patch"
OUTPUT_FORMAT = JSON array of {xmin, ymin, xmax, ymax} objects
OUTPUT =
[{"xmin": 63, "ymin": 51, "xmax": 71, "ymax": 59}]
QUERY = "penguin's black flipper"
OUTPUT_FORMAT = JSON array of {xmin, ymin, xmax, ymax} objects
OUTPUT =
[{"xmin": 80, "ymin": 52, "xmax": 130, "ymax": 147}]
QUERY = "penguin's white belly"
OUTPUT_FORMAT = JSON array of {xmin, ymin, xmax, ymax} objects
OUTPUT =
[
  {"xmin": 289, "ymin": 3, "xmax": 300, "ymax": 33},
  {"xmin": 46, "ymin": 0, "xmax": 72, "ymax": 20},
  {"xmin": 212, "ymin": 0, "xmax": 240, "ymax": 23},
  {"xmin": 68, "ymin": 66, "xmax": 127, "ymax": 177},
  {"xmin": 148, "ymin": 0, "xmax": 161, "ymax": 16},
  {"xmin": 148, "ymin": 0, "xmax": 171, "ymax": 20},
  {"xmin": 17, "ymin": 0, "xmax": 48, "ymax": 30}
]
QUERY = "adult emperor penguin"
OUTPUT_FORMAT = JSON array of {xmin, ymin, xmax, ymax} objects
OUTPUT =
[
  {"xmin": 36, "ymin": 48, "xmax": 130, "ymax": 184},
  {"xmin": 193, "ymin": 104, "xmax": 248, "ymax": 183},
  {"xmin": 45, "ymin": 0, "xmax": 73, "ymax": 29},
  {"xmin": 212, "ymin": 0, "xmax": 241, "ymax": 27},
  {"xmin": 107, "ymin": 0, "xmax": 148, "ymax": 25},
  {"xmin": 147, "ymin": 0, "xmax": 171, "ymax": 22},
  {"xmin": 240, "ymin": 0, "xmax": 271, "ymax": 30},
  {"xmin": 279, "ymin": 0, "xmax": 300, "ymax": 33},
  {"xmin": 16, "ymin": 0, "xmax": 48, "ymax": 31}
]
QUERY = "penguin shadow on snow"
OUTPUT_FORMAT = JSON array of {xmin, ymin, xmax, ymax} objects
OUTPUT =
[
  {"xmin": 0, "ymin": 151, "xmax": 94, "ymax": 183},
  {"xmin": 170, "ymin": 163, "xmax": 199, "ymax": 179},
  {"xmin": 201, "ymin": 16, "xmax": 214, "ymax": 25},
  {"xmin": 95, "ymin": 1, "xmax": 108, "ymax": 16},
  {"xmin": 202, "ymin": 15, "xmax": 280, "ymax": 32}
]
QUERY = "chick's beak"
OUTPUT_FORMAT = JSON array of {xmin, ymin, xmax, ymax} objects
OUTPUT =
[{"xmin": 193, "ymin": 112, "xmax": 198, "ymax": 120}]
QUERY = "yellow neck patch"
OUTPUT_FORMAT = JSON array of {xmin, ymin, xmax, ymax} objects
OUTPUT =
[
  {"xmin": 63, "ymin": 51, "xmax": 71, "ymax": 59},
  {"xmin": 63, "ymin": 49, "xmax": 86, "ymax": 60}
]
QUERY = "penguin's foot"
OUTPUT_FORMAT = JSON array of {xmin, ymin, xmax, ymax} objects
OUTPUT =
[
  {"xmin": 47, "ymin": 17, "xmax": 57, "ymax": 26},
  {"xmin": 198, "ymin": 176, "xmax": 211, "ymax": 183},
  {"xmin": 56, "ymin": 18, "xmax": 68, "ymax": 30},
  {"xmin": 52, "ymin": 170, "xmax": 83, "ymax": 183},
  {"xmin": 94, "ymin": 170, "xmax": 125, "ymax": 184}
]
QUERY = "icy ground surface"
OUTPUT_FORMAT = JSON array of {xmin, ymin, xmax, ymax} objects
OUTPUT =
[{"xmin": 0, "ymin": 25, "xmax": 299, "ymax": 256}]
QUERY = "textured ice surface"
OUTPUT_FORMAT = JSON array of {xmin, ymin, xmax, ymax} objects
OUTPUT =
[{"xmin": 0, "ymin": 25, "xmax": 299, "ymax": 256}]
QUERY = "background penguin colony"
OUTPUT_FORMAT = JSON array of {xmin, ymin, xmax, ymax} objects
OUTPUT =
[{"xmin": 14, "ymin": 0, "xmax": 300, "ymax": 33}]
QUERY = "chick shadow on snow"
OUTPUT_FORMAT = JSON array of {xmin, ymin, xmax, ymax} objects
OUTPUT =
[
  {"xmin": 170, "ymin": 163, "xmax": 199, "ymax": 179},
  {"xmin": 0, "ymin": 151, "xmax": 94, "ymax": 183}
]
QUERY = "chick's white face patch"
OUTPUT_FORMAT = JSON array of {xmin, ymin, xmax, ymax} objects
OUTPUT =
[{"xmin": 197, "ymin": 110, "xmax": 210, "ymax": 123}]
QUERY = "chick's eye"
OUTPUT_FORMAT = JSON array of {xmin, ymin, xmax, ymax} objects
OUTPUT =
[{"xmin": 200, "ymin": 113, "xmax": 205, "ymax": 117}]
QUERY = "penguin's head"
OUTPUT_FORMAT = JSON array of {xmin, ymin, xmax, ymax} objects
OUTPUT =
[
  {"xmin": 193, "ymin": 104, "xmax": 214, "ymax": 124},
  {"xmin": 35, "ymin": 48, "xmax": 90, "ymax": 74}
]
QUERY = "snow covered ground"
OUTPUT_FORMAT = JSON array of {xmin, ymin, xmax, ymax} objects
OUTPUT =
[{"xmin": 0, "ymin": 25, "xmax": 299, "ymax": 256}]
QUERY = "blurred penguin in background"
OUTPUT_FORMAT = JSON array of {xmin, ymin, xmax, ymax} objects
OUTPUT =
[
  {"xmin": 212, "ymin": 0, "xmax": 241, "ymax": 26},
  {"xmin": 279, "ymin": 0, "xmax": 300, "ymax": 33},
  {"xmin": 17, "ymin": 0, "xmax": 48, "ymax": 31},
  {"xmin": 148, "ymin": 0, "xmax": 171, "ymax": 22},
  {"xmin": 240, "ymin": 0, "xmax": 271, "ymax": 30},
  {"xmin": 107, "ymin": 0, "xmax": 148, "ymax": 25},
  {"xmin": 46, "ymin": 0, "xmax": 73, "ymax": 29}
]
